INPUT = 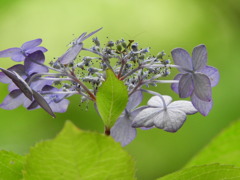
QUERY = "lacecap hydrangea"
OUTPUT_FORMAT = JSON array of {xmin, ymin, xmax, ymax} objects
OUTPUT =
[{"xmin": 0, "ymin": 28, "xmax": 219, "ymax": 146}]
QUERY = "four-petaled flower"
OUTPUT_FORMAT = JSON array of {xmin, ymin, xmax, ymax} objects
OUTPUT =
[
  {"xmin": 0, "ymin": 39, "xmax": 47, "ymax": 62},
  {"xmin": 132, "ymin": 95, "xmax": 197, "ymax": 132},
  {"xmin": 171, "ymin": 45, "xmax": 220, "ymax": 116}
]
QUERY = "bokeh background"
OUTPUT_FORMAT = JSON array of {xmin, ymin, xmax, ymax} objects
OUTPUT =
[{"xmin": 0, "ymin": 0, "xmax": 239, "ymax": 179}]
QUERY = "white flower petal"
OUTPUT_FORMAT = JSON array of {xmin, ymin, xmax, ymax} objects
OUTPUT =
[
  {"xmin": 168, "ymin": 100, "xmax": 197, "ymax": 115},
  {"xmin": 147, "ymin": 95, "xmax": 172, "ymax": 107},
  {"xmin": 132, "ymin": 107, "xmax": 161, "ymax": 128},
  {"xmin": 154, "ymin": 109, "xmax": 186, "ymax": 132}
]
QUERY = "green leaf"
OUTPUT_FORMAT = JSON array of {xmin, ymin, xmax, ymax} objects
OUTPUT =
[
  {"xmin": 158, "ymin": 164, "xmax": 240, "ymax": 180},
  {"xmin": 186, "ymin": 120, "xmax": 240, "ymax": 167},
  {"xmin": 96, "ymin": 69, "xmax": 128, "ymax": 128},
  {"xmin": 23, "ymin": 121, "xmax": 136, "ymax": 180},
  {"xmin": 0, "ymin": 150, "xmax": 25, "ymax": 180}
]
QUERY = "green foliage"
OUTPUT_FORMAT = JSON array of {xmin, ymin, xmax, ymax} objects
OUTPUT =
[
  {"xmin": 0, "ymin": 151, "xmax": 25, "ymax": 180},
  {"xmin": 186, "ymin": 120, "xmax": 240, "ymax": 167},
  {"xmin": 96, "ymin": 69, "xmax": 128, "ymax": 128},
  {"xmin": 0, "ymin": 121, "xmax": 135, "ymax": 180},
  {"xmin": 23, "ymin": 121, "xmax": 135, "ymax": 180},
  {"xmin": 158, "ymin": 164, "xmax": 240, "ymax": 180}
]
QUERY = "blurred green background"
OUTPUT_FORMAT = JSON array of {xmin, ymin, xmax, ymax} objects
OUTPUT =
[{"xmin": 0, "ymin": 0, "xmax": 239, "ymax": 179}]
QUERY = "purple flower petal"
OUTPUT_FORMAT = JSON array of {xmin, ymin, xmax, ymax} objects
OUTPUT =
[
  {"xmin": 50, "ymin": 99, "xmax": 69, "ymax": 113},
  {"xmin": 193, "ymin": 73, "xmax": 212, "ymax": 102},
  {"xmin": 168, "ymin": 101, "xmax": 197, "ymax": 115},
  {"xmin": 111, "ymin": 115, "xmax": 136, "ymax": 146},
  {"xmin": 192, "ymin": 44, "xmax": 207, "ymax": 71},
  {"xmin": 58, "ymin": 43, "xmax": 83, "ymax": 64},
  {"xmin": 24, "ymin": 51, "xmax": 48, "ymax": 75},
  {"xmin": 25, "ymin": 46, "xmax": 47, "ymax": 55},
  {"xmin": 0, "ymin": 90, "xmax": 29, "ymax": 110},
  {"xmin": 30, "ymin": 79, "xmax": 53, "ymax": 91},
  {"xmin": 191, "ymin": 93, "xmax": 212, "ymax": 116},
  {"xmin": 0, "ymin": 64, "xmax": 25, "ymax": 84},
  {"xmin": 171, "ymin": 73, "xmax": 182, "ymax": 94},
  {"xmin": 11, "ymin": 52, "xmax": 25, "ymax": 62},
  {"xmin": 32, "ymin": 90, "xmax": 55, "ymax": 118},
  {"xmin": 0, "ymin": 68, "xmax": 33, "ymax": 100},
  {"xmin": 154, "ymin": 109, "xmax": 186, "ymax": 132},
  {"xmin": 0, "ymin": 48, "xmax": 21, "ymax": 58},
  {"xmin": 21, "ymin": 39, "xmax": 42, "ymax": 50},
  {"xmin": 199, "ymin": 66, "xmax": 220, "ymax": 87},
  {"xmin": 147, "ymin": 95, "xmax": 172, "ymax": 107},
  {"xmin": 126, "ymin": 90, "xmax": 143, "ymax": 111},
  {"xmin": 178, "ymin": 73, "xmax": 194, "ymax": 98},
  {"xmin": 171, "ymin": 48, "xmax": 193, "ymax": 72}
]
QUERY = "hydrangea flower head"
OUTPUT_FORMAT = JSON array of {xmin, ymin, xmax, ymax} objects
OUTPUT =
[
  {"xmin": 171, "ymin": 45, "xmax": 220, "ymax": 115},
  {"xmin": 0, "ymin": 28, "xmax": 220, "ymax": 146}
]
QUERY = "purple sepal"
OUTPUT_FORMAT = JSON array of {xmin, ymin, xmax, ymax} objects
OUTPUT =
[
  {"xmin": 111, "ymin": 115, "xmax": 136, "ymax": 147},
  {"xmin": 24, "ymin": 51, "xmax": 48, "ymax": 75},
  {"xmin": 199, "ymin": 66, "xmax": 220, "ymax": 87},
  {"xmin": 191, "ymin": 93, "xmax": 213, "ymax": 116},
  {"xmin": 192, "ymin": 44, "xmax": 207, "ymax": 71},
  {"xmin": 171, "ymin": 48, "xmax": 192, "ymax": 72},
  {"xmin": 171, "ymin": 73, "xmax": 182, "ymax": 94},
  {"xmin": 0, "ymin": 48, "xmax": 21, "ymax": 58},
  {"xmin": 178, "ymin": 73, "xmax": 194, "ymax": 98},
  {"xmin": 0, "ymin": 90, "xmax": 31, "ymax": 110},
  {"xmin": 21, "ymin": 39, "xmax": 42, "ymax": 50}
]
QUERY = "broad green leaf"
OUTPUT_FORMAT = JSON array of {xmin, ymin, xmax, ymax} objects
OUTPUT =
[
  {"xmin": 96, "ymin": 69, "xmax": 128, "ymax": 128},
  {"xmin": 186, "ymin": 120, "xmax": 240, "ymax": 167},
  {"xmin": 0, "ymin": 150, "xmax": 25, "ymax": 180},
  {"xmin": 23, "ymin": 121, "xmax": 136, "ymax": 180},
  {"xmin": 158, "ymin": 164, "xmax": 240, "ymax": 180}
]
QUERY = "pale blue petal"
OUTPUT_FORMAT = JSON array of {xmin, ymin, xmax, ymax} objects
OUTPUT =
[
  {"xmin": 126, "ymin": 90, "xmax": 143, "ymax": 111},
  {"xmin": 0, "ymin": 48, "xmax": 21, "ymax": 58},
  {"xmin": 171, "ymin": 48, "xmax": 193, "ymax": 72},
  {"xmin": 191, "ymin": 93, "xmax": 212, "ymax": 116},
  {"xmin": 199, "ymin": 66, "xmax": 220, "ymax": 87},
  {"xmin": 171, "ymin": 73, "xmax": 182, "ymax": 94},
  {"xmin": 111, "ymin": 115, "xmax": 136, "ymax": 146},
  {"xmin": 25, "ymin": 46, "xmax": 47, "ymax": 54},
  {"xmin": 21, "ymin": 39, "xmax": 42, "ymax": 50},
  {"xmin": 24, "ymin": 51, "xmax": 48, "ymax": 75},
  {"xmin": 179, "ymin": 73, "xmax": 194, "ymax": 98},
  {"xmin": 192, "ymin": 44, "xmax": 207, "ymax": 71},
  {"xmin": 0, "ymin": 90, "xmax": 25, "ymax": 109},
  {"xmin": 193, "ymin": 73, "xmax": 212, "ymax": 101},
  {"xmin": 11, "ymin": 52, "xmax": 25, "ymax": 62},
  {"xmin": 58, "ymin": 43, "xmax": 83, "ymax": 64}
]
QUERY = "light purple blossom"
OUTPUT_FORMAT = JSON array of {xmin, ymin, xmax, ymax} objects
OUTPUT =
[
  {"xmin": 132, "ymin": 96, "xmax": 197, "ymax": 132},
  {"xmin": 171, "ymin": 45, "xmax": 219, "ymax": 115},
  {"xmin": 0, "ymin": 39, "xmax": 47, "ymax": 62}
]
